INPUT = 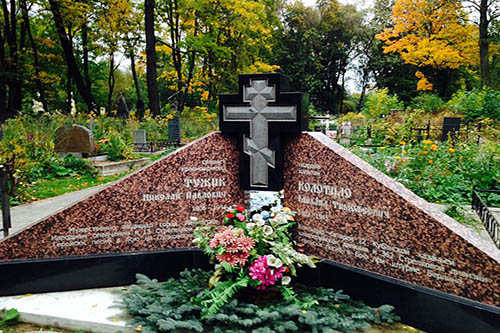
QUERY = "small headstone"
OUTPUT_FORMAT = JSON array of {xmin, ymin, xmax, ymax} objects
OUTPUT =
[
  {"xmin": 441, "ymin": 117, "xmax": 461, "ymax": 141},
  {"xmin": 89, "ymin": 118, "xmax": 95, "ymax": 132},
  {"xmin": 168, "ymin": 117, "xmax": 181, "ymax": 143},
  {"xmin": 116, "ymin": 94, "xmax": 129, "ymax": 119},
  {"xmin": 133, "ymin": 130, "xmax": 147, "ymax": 145},
  {"xmin": 133, "ymin": 130, "xmax": 148, "ymax": 152},
  {"xmin": 54, "ymin": 125, "xmax": 94, "ymax": 155}
]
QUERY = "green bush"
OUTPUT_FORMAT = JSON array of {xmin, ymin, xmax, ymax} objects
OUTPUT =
[
  {"xmin": 361, "ymin": 89, "xmax": 404, "ymax": 120},
  {"xmin": 120, "ymin": 269, "xmax": 399, "ymax": 333},
  {"xmin": 447, "ymin": 88, "xmax": 500, "ymax": 122},
  {"xmin": 353, "ymin": 140, "xmax": 500, "ymax": 204},
  {"xmin": 409, "ymin": 93, "xmax": 445, "ymax": 112}
]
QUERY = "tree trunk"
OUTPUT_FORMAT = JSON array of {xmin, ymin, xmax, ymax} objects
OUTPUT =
[
  {"xmin": 3, "ymin": 0, "xmax": 20, "ymax": 119},
  {"xmin": 357, "ymin": 73, "xmax": 368, "ymax": 113},
  {"xmin": 129, "ymin": 50, "xmax": 145, "ymax": 118},
  {"xmin": 338, "ymin": 71, "xmax": 345, "ymax": 117},
  {"xmin": 66, "ymin": 67, "xmax": 72, "ymax": 114},
  {"xmin": 0, "ymin": 32, "xmax": 7, "ymax": 122},
  {"xmin": 21, "ymin": 0, "xmax": 49, "ymax": 113},
  {"xmin": 48, "ymin": 0, "xmax": 96, "ymax": 112},
  {"xmin": 107, "ymin": 53, "xmax": 115, "ymax": 113},
  {"xmin": 479, "ymin": 0, "xmax": 490, "ymax": 87},
  {"xmin": 145, "ymin": 0, "xmax": 160, "ymax": 116},
  {"xmin": 82, "ymin": 24, "xmax": 92, "ymax": 92}
]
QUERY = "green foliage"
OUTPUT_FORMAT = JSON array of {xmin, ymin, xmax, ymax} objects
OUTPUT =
[
  {"xmin": 120, "ymin": 269, "xmax": 399, "ymax": 333},
  {"xmin": 447, "ymin": 88, "xmax": 500, "ymax": 121},
  {"xmin": 0, "ymin": 309, "xmax": 19, "ymax": 326},
  {"xmin": 409, "ymin": 93, "xmax": 445, "ymax": 112},
  {"xmin": 353, "ymin": 140, "xmax": 500, "ymax": 204},
  {"xmin": 444, "ymin": 205, "xmax": 483, "ymax": 231},
  {"xmin": 361, "ymin": 89, "xmax": 404, "ymax": 120}
]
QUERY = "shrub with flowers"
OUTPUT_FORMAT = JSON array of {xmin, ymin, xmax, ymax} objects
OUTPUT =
[{"xmin": 193, "ymin": 204, "xmax": 317, "ymax": 317}]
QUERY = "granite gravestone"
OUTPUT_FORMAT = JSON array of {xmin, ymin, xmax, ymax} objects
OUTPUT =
[
  {"xmin": 0, "ymin": 133, "xmax": 244, "ymax": 261},
  {"xmin": 132, "ymin": 130, "xmax": 148, "ymax": 151},
  {"xmin": 219, "ymin": 73, "xmax": 305, "ymax": 191},
  {"xmin": 54, "ymin": 125, "xmax": 95, "ymax": 156},
  {"xmin": 284, "ymin": 132, "xmax": 500, "ymax": 308},
  {"xmin": 441, "ymin": 117, "xmax": 461, "ymax": 141}
]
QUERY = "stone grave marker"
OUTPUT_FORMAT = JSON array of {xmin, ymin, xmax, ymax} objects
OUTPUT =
[
  {"xmin": 132, "ymin": 130, "xmax": 148, "ymax": 151},
  {"xmin": 284, "ymin": 132, "xmax": 500, "ymax": 308},
  {"xmin": 0, "ymin": 73, "xmax": 498, "ymax": 331},
  {"xmin": 441, "ymin": 117, "xmax": 461, "ymax": 141},
  {"xmin": 0, "ymin": 133, "xmax": 244, "ymax": 261},
  {"xmin": 219, "ymin": 73, "xmax": 305, "ymax": 191},
  {"xmin": 168, "ymin": 117, "xmax": 181, "ymax": 143},
  {"xmin": 117, "ymin": 94, "xmax": 129, "ymax": 118},
  {"xmin": 54, "ymin": 125, "xmax": 95, "ymax": 157}
]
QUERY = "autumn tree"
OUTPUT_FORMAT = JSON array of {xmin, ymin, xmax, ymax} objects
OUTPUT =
[
  {"xmin": 464, "ymin": 0, "xmax": 500, "ymax": 86},
  {"xmin": 154, "ymin": 0, "xmax": 279, "ymax": 113},
  {"xmin": 0, "ymin": 0, "xmax": 25, "ymax": 121},
  {"xmin": 145, "ymin": 0, "xmax": 161, "ymax": 116},
  {"xmin": 377, "ymin": 0, "xmax": 479, "ymax": 96},
  {"xmin": 274, "ymin": 0, "xmax": 362, "ymax": 114},
  {"xmin": 48, "ymin": 0, "xmax": 97, "ymax": 112},
  {"xmin": 94, "ymin": 0, "xmax": 136, "ymax": 113}
]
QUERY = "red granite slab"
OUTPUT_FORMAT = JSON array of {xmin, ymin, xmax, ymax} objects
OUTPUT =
[
  {"xmin": 284, "ymin": 132, "xmax": 500, "ymax": 308},
  {"xmin": 0, "ymin": 133, "xmax": 244, "ymax": 260}
]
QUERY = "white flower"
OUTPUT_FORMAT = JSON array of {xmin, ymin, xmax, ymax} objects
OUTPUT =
[
  {"xmin": 271, "ymin": 206, "xmax": 281, "ymax": 214},
  {"xmin": 70, "ymin": 99, "xmax": 77, "ymax": 116},
  {"xmin": 189, "ymin": 216, "xmax": 199, "ymax": 222},
  {"xmin": 252, "ymin": 213, "xmax": 263, "ymax": 222},
  {"xmin": 276, "ymin": 213, "xmax": 288, "ymax": 224},
  {"xmin": 267, "ymin": 255, "xmax": 277, "ymax": 266},
  {"xmin": 256, "ymin": 219, "xmax": 265, "ymax": 227},
  {"xmin": 32, "ymin": 100, "xmax": 43, "ymax": 114},
  {"xmin": 267, "ymin": 254, "xmax": 282, "ymax": 267},
  {"xmin": 263, "ymin": 225, "xmax": 273, "ymax": 237},
  {"xmin": 246, "ymin": 223, "xmax": 256, "ymax": 230},
  {"xmin": 281, "ymin": 276, "xmax": 291, "ymax": 285}
]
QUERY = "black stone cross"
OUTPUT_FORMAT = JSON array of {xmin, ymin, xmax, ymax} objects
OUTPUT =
[{"xmin": 219, "ymin": 74, "xmax": 305, "ymax": 191}]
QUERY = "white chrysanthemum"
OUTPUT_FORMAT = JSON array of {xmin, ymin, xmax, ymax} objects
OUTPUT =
[
  {"xmin": 281, "ymin": 276, "xmax": 291, "ymax": 285},
  {"xmin": 252, "ymin": 213, "xmax": 263, "ymax": 222},
  {"xmin": 263, "ymin": 225, "xmax": 273, "ymax": 237}
]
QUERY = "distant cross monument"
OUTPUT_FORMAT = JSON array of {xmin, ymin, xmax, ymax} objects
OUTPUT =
[{"xmin": 219, "ymin": 74, "xmax": 305, "ymax": 190}]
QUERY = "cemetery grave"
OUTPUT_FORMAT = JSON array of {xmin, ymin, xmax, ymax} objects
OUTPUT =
[{"xmin": 0, "ymin": 74, "xmax": 498, "ymax": 332}]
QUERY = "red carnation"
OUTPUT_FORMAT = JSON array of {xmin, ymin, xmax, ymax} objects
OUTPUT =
[
  {"xmin": 236, "ymin": 206, "xmax": 245, "ymax": 212},
  {"xmin": 226, "ymin": 213, "xmax": 234, "ymax": 218}
]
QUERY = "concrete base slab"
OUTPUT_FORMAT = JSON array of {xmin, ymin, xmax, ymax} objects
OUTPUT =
[
  {"xmin": 0, "ymin": 287, "xmax": 134, "ymax": 333},
  {"xmin": 93, "ymin": 158, "xmax": 150, "ymax": 176}
]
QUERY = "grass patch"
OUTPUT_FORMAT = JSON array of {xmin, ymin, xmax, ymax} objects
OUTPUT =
[{"xmin": 21, "ymin": 173, "xmax": 127, "ymax": 203}]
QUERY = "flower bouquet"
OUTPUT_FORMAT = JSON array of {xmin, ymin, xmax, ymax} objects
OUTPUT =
[{"xmin": 193, "ymin": 204, "xmax": 317, "ymax": 317}]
